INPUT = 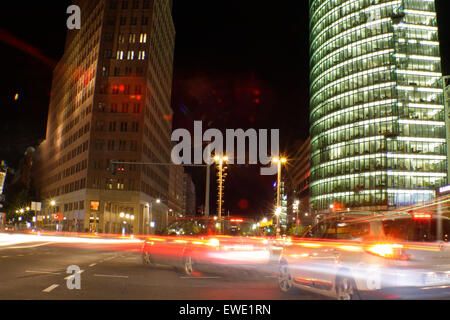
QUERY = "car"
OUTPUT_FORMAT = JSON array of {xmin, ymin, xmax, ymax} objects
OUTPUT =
[
  {"xmin": 142, "ymin": 217, "xmax": 271, "ymax": 277},
  {"xmin": 277, "ymin": 211, "xmax": 450, "ymax": 300}
]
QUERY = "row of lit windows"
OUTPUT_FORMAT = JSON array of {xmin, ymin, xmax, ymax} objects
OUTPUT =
[
  {"xmin": 311, "ymin": 158, "xmax": 447, "ymax": 180},
  {"xmin": 312, "ymin": 81, "xmax": 396, "ymax": 117},
  {"xmin": 312, "ymin": 139, "xmax": 446, "ymax": 164},
  {"xmin": 312, "ymin": 68, "xmax": 394, "ymax": 107},
  {"xmin": 313, "ymin": 122, "xmax": 445, "ymax": 149},
  {"xmin": 311, "ymin": 175, "xmax": 445, "ymax": 196},
  {"xmin": 312, "ymin": 50, "xmax": 392, "ymax": 92},
  {"xmin": 116, "ymin": 50, "xmax": 146, "ymax": 60},
  {"xmin": 311, "ymin": 30, "xmax": 439, "ymax": 84},
  {"xmin": 310, "ymin": 190, "xmax": 435, "ymax": 210},
  {"xmin": 312, "ymin": 43, "xmax": 440, "ymax": 94},
  {"xmin": 117, "ymin": 33, "xmax": 148, "ymax": 44},
  {"xmin": 311, "ymin": 104, "xmax": 444, "ymax": 136},
  {"xmin": 312, "ymin": 6, "xmax": 397, "ymax": 55},
  {"xmin": 312, "ymin": 34, "xmax": 393, "ymax": 85},
  {"xmin": 311, "ymin": 0, "xmax": 396, "ymax": 41},
  {"xmin": 310, "ymin": 0, "xmax": 396, "ymax": 33},
  {"xmin": 311, "ymin": 0, "xmax": 436, "ymax": 53},
  {"xmin": 311, "ymin": 86, "xmax": 441, "ymax": 122},
  {"xmin": 312, "ymin": 55, "xmax": 441, "ymax": 106},
  {"xmin": 312, "ymin": 14, "xmax": 392, "ymax": 58},
  {"xmin": 313, "ymin": 8, "xmax": 436, "ymax": 57}
]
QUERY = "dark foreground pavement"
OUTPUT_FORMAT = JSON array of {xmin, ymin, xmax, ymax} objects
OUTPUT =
[{"xmin": 0, "ymin": 241, "xmax": 327, "ymax": 300}]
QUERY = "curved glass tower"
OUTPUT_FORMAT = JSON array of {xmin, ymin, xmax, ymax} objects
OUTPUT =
[{"xmin": 309, "ymin": 0, "xmax": 447, "ymax": 212}]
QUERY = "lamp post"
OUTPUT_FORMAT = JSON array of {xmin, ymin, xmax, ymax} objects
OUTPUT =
[
  {"xmin": 441, "ymin": 75, "xmax": 450, "ymax": 185},
  {"xmin": 49, "ymin": 200, "xmax": 56, "ymax": 231},
  {"xmin": 214, "ymin": 155, "xmax": 228, "ymax": 225},
  {"xmin": 144, "ymin": 198, "xmax": 161, "ymax": 235},
  {"xmin": 272, "ymin": 156, "xmax": 287, "ymax": 237}
]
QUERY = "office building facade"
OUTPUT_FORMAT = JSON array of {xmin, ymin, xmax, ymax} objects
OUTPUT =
[
  {"xmin": 34, "ymin": 0, "xmax": 175, "ymax": 233},
  {"xmin": 309, "ymin": 0, "xmax": 447, "ymax": 212}
]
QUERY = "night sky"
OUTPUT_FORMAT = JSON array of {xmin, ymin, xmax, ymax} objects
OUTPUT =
[{"xmin": 0, "ymin": 1, "xmax": 449, "ymax": 218}]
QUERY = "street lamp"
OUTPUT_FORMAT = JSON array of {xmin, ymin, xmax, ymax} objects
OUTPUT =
[
  {"xmin": 272, "ymin": 156, "xmax": 287, "ymax": 237},
  {"xmin": 144, "ymin": 198, "xmax": 162, "ymax": 235},
  {"xmin": 214, "ymin": 155, "xmax": 228, "ymax": 227}
]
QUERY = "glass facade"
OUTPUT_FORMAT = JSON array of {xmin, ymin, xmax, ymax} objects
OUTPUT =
[{"xmin": 309, "ymin": 0, "xmax": 447, "ymax": 212}]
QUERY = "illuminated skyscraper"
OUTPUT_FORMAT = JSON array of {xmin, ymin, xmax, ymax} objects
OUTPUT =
[
  {"xmin": 34, "ymin": 0, "xmax": 176, "ymax": 233},
  {"xmin": 309, "ymin": 0, "xmax": 447, "ymax": 212}
]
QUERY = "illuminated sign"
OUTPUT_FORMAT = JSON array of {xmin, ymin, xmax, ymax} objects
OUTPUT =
[
  {"xmin": 52, "ymin": 214, "xmax": 63, "ymax": 220},
  {"xmin": 439, "ymin": 185, "xmax": 450, "ymax": 194},
  {"xmin": 90, "ymin": 201, "xmax": 100, "ymax": 211}
]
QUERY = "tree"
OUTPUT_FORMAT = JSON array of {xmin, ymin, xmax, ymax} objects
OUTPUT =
[
  {"xmin": 286, "ymin": 223, "xmax": 306, "ymax": 237},
  {"xmin": 3, "ymin": 182, "xmax": 32, "ymax": 222}
]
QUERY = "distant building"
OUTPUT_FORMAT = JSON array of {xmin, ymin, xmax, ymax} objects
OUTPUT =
[
  {"xmin": 286, "ymin": 138, "xmax": 311, "ymax": 225},
  {"xmin": 34, "ymin": 0, "xmax": 176, "ymax": 234},
  {"xmin": 168, "ymin": 165, "xmax": 185, "ymax": 218},
  {"xmin": 183, "ymin": 173, "xmax": 196, "ymax": 216},
  {"xmin": 0, "ymin": 161, "xmax": 7, "ymax": 196}
]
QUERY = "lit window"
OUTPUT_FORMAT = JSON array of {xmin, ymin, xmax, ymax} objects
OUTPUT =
[
  {"xmin": 116, "ymin": 50, "xmax": 124, "ymax": 60},
  {"xmin": 140, "ymin": 33, "xmax": 147, "ymax": 43},
  {"xmin": 138, "ymin": 51, "xmax": 146, "ymax": 60},
  {"xmin": 127, "ymin": 51, "xmax": 135, "ymax": 60}
]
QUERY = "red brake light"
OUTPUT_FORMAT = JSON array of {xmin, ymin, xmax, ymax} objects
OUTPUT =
[
  {"xmin": 230, "ymin": 218, "xmax": 244, "ymax": 223},
  {"xmin": 412, "ymin": 213, "xmax": 432, "ymax": 220}
]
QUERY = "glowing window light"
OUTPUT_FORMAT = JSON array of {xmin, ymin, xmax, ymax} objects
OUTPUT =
[
  {"xmin": 403, "ymin": 9, "xmax": 436, "ymax": 17},
  {"xmin": 312, "ymin": 66, "xmax": 390, "ymax": 101},
  {"xmin": 311, "ymin": 81, "xmax": 396, "ymax": 115},
  {"xmin": 312, "ymin": 99, "xmax": 396, "ymax": 126},
  {"xmin": 312, "ymin": 50, "xmax": 395, "ymax": 87},
  {"xmin": 311, "ymin": 33, "xmax": 393, "ymax": 77},
  {"xmin": 395, "ymin": 70, "xmax": 442, "ymax": 77},
  {"xmin": 311, "ymin": 18, "xmax": 393, "ymax": 60}
]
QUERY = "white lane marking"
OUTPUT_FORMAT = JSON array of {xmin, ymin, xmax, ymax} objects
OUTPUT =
[
  {"xmin": 179, "ymin": 276, "xmax": 222, "ymax": 279},
  {"xmin": 89, "ymin": 263, "xmax": 97, "ymax": 267},
  {"xmin": 94, "ymin": 274, "xmax": 129, "ymax": 279},
  {"xmin": 26, "ymin": 270, "xmax": 61, "ymax": 275},
  {"xmin": 0, "ymin": 242, "xmax": 54, "ymax": 250},
  {"xmin": 42, "ymin": 284, "xmax": 59, "ymax": 293},
  {"xmin": 64, "ymin": 270, "xmax": 84, "ymax": 280}
]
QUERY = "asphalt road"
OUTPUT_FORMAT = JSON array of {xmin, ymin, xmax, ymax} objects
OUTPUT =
[{"xmin": 0, "ymin": 240, "xmax": 328, "ymax": 300}]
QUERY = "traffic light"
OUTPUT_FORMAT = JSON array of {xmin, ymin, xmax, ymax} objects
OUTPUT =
[{"xmin": 108, "ymin": 160, "xmax": 125, "ymax": 175}]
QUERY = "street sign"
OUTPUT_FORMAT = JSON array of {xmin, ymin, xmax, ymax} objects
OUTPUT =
[
  {"xmin": 31, "ymin": 202, "xmax": 42, "ymax": 211},
  {"xmin": 52, "ymin": 213, "xmax": 63, "ymax": 220}
]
